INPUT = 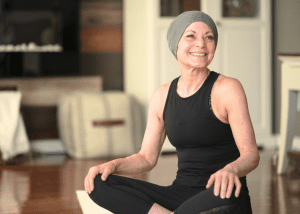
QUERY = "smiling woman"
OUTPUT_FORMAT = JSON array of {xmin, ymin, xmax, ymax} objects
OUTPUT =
[
  {"xmin": 86, "ymin": 10, "xmax": 259, "ymax": 214},
  {"xmin": 176, "ymin": 22, "xmax": 215, "ymax": 73}
]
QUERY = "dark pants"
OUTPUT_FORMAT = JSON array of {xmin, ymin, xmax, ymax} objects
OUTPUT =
[{"xmin": 89, "ymin": 174, "xmax": 252, "ymax": 214}]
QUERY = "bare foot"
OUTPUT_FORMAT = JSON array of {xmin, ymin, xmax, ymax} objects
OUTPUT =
[{"xmin": 148, "ymin": 203, "xmax": 172, "ymax": 214}]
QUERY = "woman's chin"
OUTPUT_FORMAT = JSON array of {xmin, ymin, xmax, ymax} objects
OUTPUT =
[
  {"xmin": 179, "ymin": 59, "xmax": 211, "ymax": 70},
  {"xmin": 188, "ymin": 62, "xmax": 209, "ymax": 70}
]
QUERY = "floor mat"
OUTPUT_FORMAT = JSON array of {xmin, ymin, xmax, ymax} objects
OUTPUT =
[{"xmin": 76, "ymin": 190, "xmax": 113, "ymax": 214}]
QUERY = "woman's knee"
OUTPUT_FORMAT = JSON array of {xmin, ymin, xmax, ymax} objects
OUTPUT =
[
  {"xmin": 206, "ymin": 184, "xmax": 240, "ymax": 202},
  {"xmin": 89, "ymin": 174, "xmax": 120, "ymax": 199},
  {"xmin": 89, "ymin": 174, "xmax": 107, "ymax": 197}
]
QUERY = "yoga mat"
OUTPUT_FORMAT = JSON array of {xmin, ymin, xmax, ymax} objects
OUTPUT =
[{"xmin": 76, "ymin": 190, "xmax": 113, "ymax": 214}]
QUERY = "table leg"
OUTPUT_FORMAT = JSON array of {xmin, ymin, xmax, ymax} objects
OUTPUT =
[{"xmin": 277, "ymin": 90, "xmax": 298, "ymax": 174}]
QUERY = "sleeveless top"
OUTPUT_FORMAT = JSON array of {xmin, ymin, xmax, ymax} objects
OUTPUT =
[{"xmin": 163, "ymin": 71, "xmax": 247, "ymax": 188}]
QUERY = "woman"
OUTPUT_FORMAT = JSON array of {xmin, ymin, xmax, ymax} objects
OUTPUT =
[{"xmin": 84, "ymin": 11, "xmax": 260, "ymax": 214}]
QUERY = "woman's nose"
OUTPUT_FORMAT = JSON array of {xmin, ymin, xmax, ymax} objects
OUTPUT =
[{"xmin": 195, "ymin": 38, "xmax": 205, "ymax": 47}]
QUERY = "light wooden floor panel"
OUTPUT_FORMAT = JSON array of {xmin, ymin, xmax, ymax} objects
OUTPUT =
[{"xmin": 0, "ymin": 150, "xmax": 299, "ymax": 213}]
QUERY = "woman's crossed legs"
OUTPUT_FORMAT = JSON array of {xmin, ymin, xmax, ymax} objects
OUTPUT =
[{"xmin": 89, "ymin": 174, "xmax": 252, "ymax": 214}]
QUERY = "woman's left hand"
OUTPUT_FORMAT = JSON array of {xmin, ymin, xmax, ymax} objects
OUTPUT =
[{"xmin": 206, "ymin": 167, "xmax": 241, "ymax": 199}]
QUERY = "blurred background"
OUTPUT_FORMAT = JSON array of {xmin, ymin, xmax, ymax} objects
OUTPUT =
[
  {"xmin": 0, "ymin": 0, "xmax": 123, "ymax": 90},
  {"xmin": 0, "ymin": 0, "xmax": 299, "ymax": 149},
  {"xmin": 1, "ymin": 0, "xmax": 300, "ymax": 213}
]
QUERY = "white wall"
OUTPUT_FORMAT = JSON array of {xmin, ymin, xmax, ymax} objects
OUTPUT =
[
  {"xmin": 124, "ymin": 0, "xmax": 148, "ymax": 129},
  {"xmin": 274, "ymin": 0, "xmax": 300, "ymax": 135},
  {"xmin": 125, "ymin": 0, "xmax": 300, "ymax": 138}
]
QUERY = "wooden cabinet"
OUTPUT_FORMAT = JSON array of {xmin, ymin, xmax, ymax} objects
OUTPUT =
[
  {"xmin": 80, "ymin": 0, "xmax": 123, "ymax": 53},
  {"xmin": 81, "ymin": 25, "xmax": 122, "ymax": 53},
  {"xmin": 79, "ymin": 0, "xmax": 124, "ymax": 91}
]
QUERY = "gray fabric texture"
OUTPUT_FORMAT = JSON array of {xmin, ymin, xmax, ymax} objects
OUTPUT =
[{"xmin": 167, "ymin": 11, "xmax": 218, "ymax": 59}]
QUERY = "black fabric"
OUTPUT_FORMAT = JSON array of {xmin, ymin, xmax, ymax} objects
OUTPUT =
[
  {"xmin": 173, "ymin": 182, "xmax": 252, "ymax": 214},
  {"xmin": 89, "ymin": 174, "xmax": 252, "ymax": 214},
  {"xmin": 89, "ymin": 71, "xmax": 252, "ymax": 213},
  {"xmin": 89, "ymin": 173, "xmax": 202, "ymax": 213},
  {"xmin": 163, "ymin": 71, "xmax": 243, "ymax": 187}
]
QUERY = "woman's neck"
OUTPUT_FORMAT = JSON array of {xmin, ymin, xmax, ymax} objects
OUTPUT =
[{"xmin": 178, "ymin": 68, "xmax": 210, "ymax": 95}]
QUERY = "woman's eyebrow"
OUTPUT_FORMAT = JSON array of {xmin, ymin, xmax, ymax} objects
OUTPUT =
[
  {"xmin": 184, "ymin": 30, "xmax": 213, "ymax": 34},
  {"xmin": 184, "ymin": 30, "xmax": 196, "ymax": 34}
]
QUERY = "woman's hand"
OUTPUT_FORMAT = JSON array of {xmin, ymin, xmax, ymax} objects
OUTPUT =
[
  {"xmin": 84, "ymin": 161, "xmax": 116, "ymax": 194},
  {"xmin": 206, "ymin": 167, "xmax": 241, "ymax": 199}
]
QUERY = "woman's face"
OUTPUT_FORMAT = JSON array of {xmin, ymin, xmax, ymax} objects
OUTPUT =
[{"xmin": 176, "ymin": 21, "xmax": 215, "ymax": 70}]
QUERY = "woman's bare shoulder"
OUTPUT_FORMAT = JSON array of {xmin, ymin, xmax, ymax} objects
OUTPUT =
[
  {"xmin": 153, "ymin": 80, "xmax": 172, "ymax": 97},
  {"xmin": 159, "ymin": 81, "xmax": 172, "ymax": 94},
  {"xmin": 213, "ymin": 74, "xmax": 242, "ymax": 93},
  {"xmin": 153, "ymin": 81, "xmax": 172, "ymax": 120},
  {"xmin": 213, "ymin": 74, "xmax": 246, "ymax": 110}
]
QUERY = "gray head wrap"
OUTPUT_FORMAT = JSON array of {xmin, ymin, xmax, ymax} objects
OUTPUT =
[{"xmin": 167, "ymin": 11, "xmax": 218, "ymax": 59}]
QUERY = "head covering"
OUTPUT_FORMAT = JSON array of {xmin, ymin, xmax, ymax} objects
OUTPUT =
[{"xmin": 167, "ymin": 11, "xmax": 218, "ymax": 59}]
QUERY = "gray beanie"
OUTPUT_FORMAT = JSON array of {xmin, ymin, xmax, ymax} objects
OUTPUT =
[{"xmin": 167, "ymin": 11, "xmax": 218, "ymax": 59}]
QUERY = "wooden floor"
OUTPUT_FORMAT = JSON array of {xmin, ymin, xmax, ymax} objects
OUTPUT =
[{"xmin": 0, "ymin": 149, "xmax": 300, "ymax": 214}]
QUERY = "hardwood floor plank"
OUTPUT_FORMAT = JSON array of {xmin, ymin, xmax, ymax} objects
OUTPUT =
[
  {"xmin": 0, "ymin": 150, "xmax": 300, "ymax": 213},
  {"xmin": 21, "ymin": 197, "xmax": 82, "ymax": 213}
]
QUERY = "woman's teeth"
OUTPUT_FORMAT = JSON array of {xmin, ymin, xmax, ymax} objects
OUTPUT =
[{"xmin": 190, "ymin": 53, "xmax": 206, "ymax": 56}]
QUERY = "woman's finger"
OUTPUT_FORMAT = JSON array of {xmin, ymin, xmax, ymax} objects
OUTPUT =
[
  {"xmin": 87, "ymin": 176, "xmax": 91, "ymax": 194},
  {"xmin": 220, "ymin": 175, "xmax": 229, "ymax": 199},
  {"xmin": 213, "ymin": 174, "xmax": 222, "ymax": 197},
  {"xmin": 234, "ymin": 177, "xmax": 242, "ymax": 197},
  {"xmin": 226, "ymin": 177, "xmax": 235, "ymax": 198},
  {"xmin": 84, "ymin": 174, "xmax": 90, "ymax": 194},
  {"xmin": 88, "ymin": 167, "xmax": 100, "ymax": 193},
  {"xmin": 101, "ymin": 167, "xmax": 111, "ymax": 181},
  {"xmin": 206, "ymin": 174, "xmax": 215, "ymax": 189}
]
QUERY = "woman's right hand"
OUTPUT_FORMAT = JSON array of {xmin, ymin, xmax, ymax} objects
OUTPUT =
[{"xmin": 84, "ymin": 161, "xmax": 116, "ymax": 194}]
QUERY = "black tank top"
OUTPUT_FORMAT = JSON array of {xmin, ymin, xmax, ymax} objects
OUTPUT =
[{"xmin": 163, "ymin": 71, "xmax": 246, "ymax": 188}]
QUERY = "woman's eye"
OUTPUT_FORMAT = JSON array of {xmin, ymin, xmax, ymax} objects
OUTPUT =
[
  {"xmin": 187, "ymin": 34, "xmax": 195, "ymax": 38},
  {"xmin": 207, "ymin": 36, "xmax": 214, "ymax": 40}
]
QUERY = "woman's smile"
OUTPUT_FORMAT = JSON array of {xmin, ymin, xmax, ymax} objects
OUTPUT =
[
  {"xmin": 177, "ymin": 21, "xmax": 215, "ymax": 70},
  {"xmin": 190, "ymin": 52, "xmax": 207, "ymax": 56}
]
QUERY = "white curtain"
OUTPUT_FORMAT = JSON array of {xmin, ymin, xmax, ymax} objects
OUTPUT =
[{"xmin": 0, "ymin": 91, "xmax": 30, "ymax": 161}]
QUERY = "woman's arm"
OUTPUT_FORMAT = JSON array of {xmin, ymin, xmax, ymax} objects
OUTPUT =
[
  {"xmin": 110, "ymin": 85, "xmax": 168, "ymax": 175},
  {"xmin": 110, "ymin": 152, "xmax": 157, "ymax": 176},
  {"xmin": 206, "ymin": 78, "xmax": 260, "ymax": 199},
  {"xmin": 223, "ymin": 78, "xmax": 260, "ymax": 176},
  {"xmin": 85, "ymin": 85, "xmax": 167, "ymax": 193}
]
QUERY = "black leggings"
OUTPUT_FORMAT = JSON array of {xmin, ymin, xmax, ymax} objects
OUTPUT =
[{"xmin": 89, "ymin": 174, "xmax": 252, "ymax": 214}]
